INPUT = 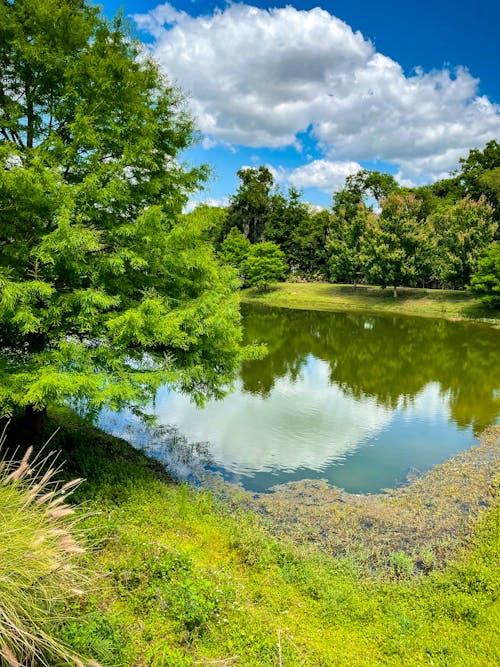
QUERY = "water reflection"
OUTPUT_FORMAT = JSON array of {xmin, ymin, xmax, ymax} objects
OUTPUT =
[
  {"xmin": 154, "ymin": 356, "xmax": 393, "ymax": 475},
  {"xmin": 102, "ymin": 304, "xmax": 500, "ymax": 493},
  {"xmin": 240, "ymin": 304, "xmax": 500, "ymax": 434}
]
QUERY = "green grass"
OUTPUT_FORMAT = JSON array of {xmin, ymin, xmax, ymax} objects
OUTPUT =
[
  {"xmin": 241, "ymin": 282, "xmax": 500, "ymax": 326},
  {"xmin": 14, "ymin": 410, "xmax": 497, "ymax": 666}
]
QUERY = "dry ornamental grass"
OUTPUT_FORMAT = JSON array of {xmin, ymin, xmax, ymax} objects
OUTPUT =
[{"xmin": 0, "ymin": 423, "xmax": 100, "ymax": 667}]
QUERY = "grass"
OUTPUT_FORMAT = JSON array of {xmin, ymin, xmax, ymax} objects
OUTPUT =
[
  {"xmin": 8, "ymin": 410, "xmax": 497, "ymax": 667},
  {"xmin": 241, "ymin": 282, "xmax": 500, "ymax": 326},
  {"xmin": 0, "ymin": 425, "xmax": 93, "ymax": 667}
]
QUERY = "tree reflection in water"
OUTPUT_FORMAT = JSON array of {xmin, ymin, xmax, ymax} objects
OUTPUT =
[{"xmin": 240, "ymin": 303, "xmax": 500, "ymax": 434}]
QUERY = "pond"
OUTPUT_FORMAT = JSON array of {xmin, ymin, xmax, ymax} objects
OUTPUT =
[{"xmin": 101, "ymin": 303, "xmax": 500, "ymax": 494}]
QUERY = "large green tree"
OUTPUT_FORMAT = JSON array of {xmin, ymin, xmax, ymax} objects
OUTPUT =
[
  {"xmin": 327, "ymin": 203, "xmax": 375, "ymax": 286},
  {"xmin": 242, "ymin": 242, "xmax": 287, "ymax": 292},
  {"xmin": 458, "ymin": 140, "xmax": 500, "ymax": 219},
  {"xmin": 0, "ymin": 0, "xmax": 244, "ymax": 421},
  {"xmin": 363, "ymin": 193, "xmax": 435, "ymax": 296},
  {"xmin": 432, "ymin": 197, "xmax": 496, "ymax": 289}
]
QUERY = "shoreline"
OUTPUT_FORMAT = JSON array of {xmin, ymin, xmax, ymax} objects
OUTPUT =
[
  {"xmin": 237, "ymin": 426, "xmax": 500, "ymax": 569},
  {"xmin": 241, "ymin": 282, "xmax": 500, "ymax": 326}
]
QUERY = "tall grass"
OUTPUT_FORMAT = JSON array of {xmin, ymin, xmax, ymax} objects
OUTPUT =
[{"xmin": 0, "ymin": 424, "xmax": 99, "ymax": 667}]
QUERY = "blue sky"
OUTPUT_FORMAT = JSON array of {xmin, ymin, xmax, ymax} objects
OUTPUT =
[{"xmin": 98, "ymin": 0, "xmax": 500, "ymax": 207}]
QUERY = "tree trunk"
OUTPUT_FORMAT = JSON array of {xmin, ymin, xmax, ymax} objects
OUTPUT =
[
  {"xmin": 393, "ymin": 285, "xmax": 398, "ymax": 298},
  {"xmin": 24, "ymin": 405, "xmax": 48, "ymax": 434}
]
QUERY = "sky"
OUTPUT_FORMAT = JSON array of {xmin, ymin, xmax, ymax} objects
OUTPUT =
[{"xmin": 97, "ymin": 0, "xmax": 500, "ymax": 207}]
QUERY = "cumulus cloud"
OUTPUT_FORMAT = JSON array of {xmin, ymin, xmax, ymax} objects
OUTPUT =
[
  {"xmin": 287, "ymin": 159, "xmax": 362, "ymax": 193},
  {"xmin": 134, "ymin": 3, "xmax": 500, "ymax": 183}
]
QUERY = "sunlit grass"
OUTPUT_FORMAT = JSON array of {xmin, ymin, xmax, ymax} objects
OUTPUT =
[
  {"xmin": 242, "ymin": 282, "xmax": 500, "ymax": 325},
  {"xmin": 43, "ymin": 411, "xmax": 500, "ymax": 666}
]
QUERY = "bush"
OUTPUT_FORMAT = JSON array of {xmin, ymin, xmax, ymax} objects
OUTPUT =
[
  {"xmin": 242, "ymin": 242, "xmax": 287, "ymax": 292},
  {"xmin": 0, "ymin": 428, "xmax": 96, "ymax": 666}
]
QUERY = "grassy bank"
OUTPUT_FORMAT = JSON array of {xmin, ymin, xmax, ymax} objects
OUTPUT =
[
  {"xmin": 12, "ymin": 411, "xmax": 498, "ymax": 666},
  {"xmin": 241, "ymin": 282, "xmax": 500, "ymax": 325}
]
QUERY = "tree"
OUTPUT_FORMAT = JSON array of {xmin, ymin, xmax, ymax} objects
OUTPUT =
[
  {"xmin": 0, "ymin": 0, "xmax": 244, "ymax": 422},
  {"xmin": 242, "ymin": 242, "xmax": 287, "ymax": 292},
  {"xmin": 458, "ymin": 140, "xmax": 500, "ymax": 221},
  {"xmin": 468, "ymin": 242, "xmax": 500, "ymax": 308},
  {"xmin": 432, "ymin": 197, "xmax": 497, "ymax": 289},
  {"xmin": 333, "ymin": 169, "xmax": 399, "ymax": 216},
  {"xmin": 223, "ymin": 166, "xmax": 274, "ymax": 243},
  {"xmin": 264, "ymin": 186, "xmax": 310, "ymax": 268},
  {"xmin": 363, "ymin": 193, "xmax": 434, "ymax": 296},
  {"xmin": 327, "ymin": 203, "xmax": 374, "ymax": 286},
  {"xmin": 183, "ymin": 204, "xmax": 228, "ymax": 247},
  {"xmin": 291, "ymin": 208, "xmax": 331, "ymax": 278},
  {"xmin": 344, "ymin": 169, "xmax": 399, "ymax": 205}
]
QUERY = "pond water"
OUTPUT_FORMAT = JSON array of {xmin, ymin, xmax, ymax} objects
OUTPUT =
[{"xmin": 102, "ymin": 303, "xmax": 500, "ymax": 494}]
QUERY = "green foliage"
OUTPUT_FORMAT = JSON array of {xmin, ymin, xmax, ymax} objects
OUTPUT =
[
  {"xmin": 333, "ymin": 169, "xmax": 399, "ymax": 218},
  {"xmin": 264, "ymin": 186, "xmax": 313, "ymax": 270},
  {"xmin": 363, "ymin": 193, "xmax": 435, "ymax": 294},
  {"xmin": 459, "ymin": 140, "xmax": 500, "ymax": 218},
  {"xmin": 469, "ymin": 242, "xmax": 500, "ymax": 308},
  {"xmin": 219, "ymin": 227, "xmax": 251, "ymax": 269},
  {"xmin": 242, "ymin": 242, "xmax": 287, "ymax": 291},
  {"xmin": 0, "ymin": 0, "xmax": 245, "ymax": 416},
  {"xmin": 223, "ymin": 166, "xmax": 275, "ymax": 243},
  {"xmin": 182, "ymin": 204, "xmax": 228, "ymax": 247},
  {"xmin": 290, "ymin": 208, "xmax": 331, "ymax": 277},
  {"xmin": 328, "ymin": 203, "xmax": 375, "ymax": 285},
  {"xmin": 0, "ymin": 432, "xmax": 93, "ymax": 666},
  {"xmin": 432, "ymin": 197, "xmax": 497, "ymax": 289}
]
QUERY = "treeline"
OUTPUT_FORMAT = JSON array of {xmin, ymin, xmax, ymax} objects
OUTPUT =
[{"xmin": 187, "ymin": 140, "xmax": 500, "ymax": 303}]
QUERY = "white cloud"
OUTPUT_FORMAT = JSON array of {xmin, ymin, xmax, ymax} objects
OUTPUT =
[
  {"xmin": 287, "ymin": 159, "xmax": 361, "ymax": 193},
  {"xmin": 184, "ymin": 196, "xmax": 229, "ymax": 212},
  {"xmin": 134, "ymin": 3, "xmax": 500, "ymax": 183}
]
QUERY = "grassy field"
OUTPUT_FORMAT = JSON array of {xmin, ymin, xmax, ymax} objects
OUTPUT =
[
  {"xmin": 241, "ymin": 282, "xmax": 500, "ymax": 325},
  {"xmin": 11, "ymin": 411, "xmax": 497, "ymax": 666}
]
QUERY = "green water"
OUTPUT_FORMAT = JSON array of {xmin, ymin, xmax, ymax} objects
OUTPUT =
[{"xmin": 106, "ymin": 303, "xmax": 500, "ymax": 493}]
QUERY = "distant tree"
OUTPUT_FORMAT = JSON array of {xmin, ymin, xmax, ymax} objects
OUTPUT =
[
  {"xmin": 432, "ymin": 197, "xmax": 497, "ymax": 289},
  {"xmin": 264, "ymin": 187, "xmax": 309, "ymax": 265},
  {"xmin": 345, "ymin": 169, "xmax": 399, "ymax": 204},
  {"xmin": 224, "ymin": 166, "xmax": 275, "ymax": 243},
  {"xmin": 333, "ymin": 169, "xmax": 399, "ymax": 215},
  {"xmin": 328, "ymin": 204, "xmax": 374, "ymax": 286},
  {"xmin": 291, "ymin": 208, "xmax": 331, "ymax": 278},
  {"xmin": 243, "ymin": 242, "xmax": 287, "ymax": 292},
  {"xmin": 468, "ymin": 242, "xmax": 500, "ymax": 308},
  {"xmin": 0, "ymin": 0, "xmax": 244, "ymax": 423},
  {"xmin": 363, "ymin": 193, "xmax": 434, "ymax": 296},
  {"xmin": 458, "ymin": 140, "xmax": 500, "ymax": 220}
]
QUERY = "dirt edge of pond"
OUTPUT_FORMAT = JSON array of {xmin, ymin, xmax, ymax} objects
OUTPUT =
[{"xmin": 214, "ymin": 426, "xmax": 499, "ymax": 572}]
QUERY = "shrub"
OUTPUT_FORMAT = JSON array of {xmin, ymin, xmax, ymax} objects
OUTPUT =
[
  {"xmin": 0, "ymin": 427, "xmax": 96, "ymax": 666},
  {"xmin": 242, "ymin": 242, "xmax": 287, "ymax": 292}
]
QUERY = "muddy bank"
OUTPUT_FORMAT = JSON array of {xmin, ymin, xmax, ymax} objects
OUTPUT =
[{"xmin": 221, "ymin": 427, "xmax": 499, "ymax": 571}]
